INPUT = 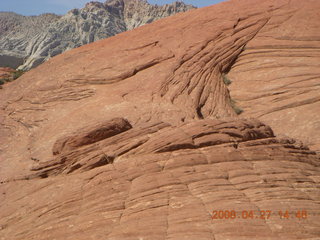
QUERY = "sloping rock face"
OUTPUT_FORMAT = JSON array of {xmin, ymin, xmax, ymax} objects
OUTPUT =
[
  {"xmin": 227, "ymin": 0, "xmax": 320, "ymax": 151},
  {"xmin": 0, "ymin": 67, "xmax": 24, "ymax": 87},
  {"xmin": 0, "ymin": 0, "xmax": 194, "ymax": 70},
  {"xmin": 0, "ymin": 67, "xmax": 15, "ymax": 79},
  {"xmin": 0, "ymin": 12, "xmax": 61, "ymax": 69},
  {"xmin": 0, "ymin": 0, "xmax": 319, "ymax": 239},
  {"xmin": 2, "ymin": 118, "xmax": 320, "ymax": 240}
]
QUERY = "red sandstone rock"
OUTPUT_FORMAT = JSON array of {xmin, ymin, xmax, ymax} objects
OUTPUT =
[
  {"xmin": 0, "ymin": 67, "xmax": 15, "ymax": 87},
  {"xmin": 0, "ymin": 67, "xmax": 15, "ymax": 78},
  {"xmin": 52, "ymin": 117, "xmax": 132, "ymax": 155},
  {"xmin": 228, "ymin": 0, "xmax": 320, "ymax": 151},
  {"xmin": 0, "ymin": 0, "xmax": 319, "ymax": 239}
]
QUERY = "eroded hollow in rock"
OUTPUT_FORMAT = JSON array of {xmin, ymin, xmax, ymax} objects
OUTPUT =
[{"xmin": 52, "ymin": 117, "xmax": 132, "ymax": 155}]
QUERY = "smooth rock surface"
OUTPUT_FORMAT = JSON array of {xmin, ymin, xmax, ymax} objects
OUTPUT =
[
  {"xmin": 0, "ymin": 0, "xmax": 319, "ymax": 239},
  {"xmin": 0, "ymin": 0, "xmax": 194, "ymax": 70},
  {"xmin": 228, "ymin": 0, "xmax": 320, "ymax": 151}
]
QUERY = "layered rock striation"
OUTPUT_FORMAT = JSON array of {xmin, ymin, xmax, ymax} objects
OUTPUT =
[
  {"xmin": 0, "ymin": 0, "xmax": 194, "ymax": 70},
  {"xmin": 0, "ymin": 0, "xmax": 319, "ymax": 239}
]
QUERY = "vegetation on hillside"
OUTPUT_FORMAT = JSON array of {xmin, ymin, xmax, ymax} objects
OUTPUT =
[
  {"xmin": 0, "ymin": 69, "xmax": 25, "ymax": 88},
  {"xmin": 222, "ymin": 73, "xmax": 232, "ymax": 85},
  {"xmin": 222, "ymin": 73, "xmax": 243, "ymax": 115},
  {"xmin": 230, "ymin": 98, "xmax": 243, "ymax": 115}
]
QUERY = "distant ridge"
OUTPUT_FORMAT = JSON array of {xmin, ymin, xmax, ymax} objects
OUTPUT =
[
  {"xmin": 0, "ymin": 0, "xmax": 319, "ymax": 239},
  {"xmin": 0, "ymin": 0, "xmax": 195, "ymax": 70}
]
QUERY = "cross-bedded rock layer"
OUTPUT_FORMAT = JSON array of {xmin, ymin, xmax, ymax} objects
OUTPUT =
[
  {"xmin": 0, "ymin": 0, "xmax": 194, "ymax": 70},
  {"xmin": 0, "ymin": 0, "xmax": 319, "ymax": 239},
  {"xmin": 1, "ymin": 117, "xmax": 320, "ymax": 240}
]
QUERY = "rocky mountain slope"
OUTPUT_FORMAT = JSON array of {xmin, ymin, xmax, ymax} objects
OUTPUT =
[
  {"xmin": 0, "ymin": 12, "xmax": 61, "ymax": 69},
  {"xmin": 0, "ymin": 67, "xmax": 15, "ymax": 84},
  {"xmin": 0, "ymin": 0, "xmax": 194, "ymax": 70},
  {"xmin": 226, "ymin": 1, "xmax": 320, "ymax": 150},
  {"xmin": 0, "ymin": 67, "xmax": 24, "ymax": 88},
  {"xmin": 0, "ymin": 0, "xmax": 319, "ymax": 239}
]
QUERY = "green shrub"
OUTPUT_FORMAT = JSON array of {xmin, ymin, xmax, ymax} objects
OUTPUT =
[
  {"xmin": 0, "ymin": 69, "xmax": 26, "ymax": 87},
  {"xmin": 222, "ymin": 73, "xmax": 232, "ymax": 86},
  {"xmin": 230, "ymin": 98, "xmax": 243, "ymax": 115},
  {"xmin": 12, "ymin": 70, "xmax": 25, "ymax": 80}
]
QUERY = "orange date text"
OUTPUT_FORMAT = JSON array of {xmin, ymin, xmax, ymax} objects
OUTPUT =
[{"xmin": 211, "ymin": 210, "xmax": 308, "ymax": 220}]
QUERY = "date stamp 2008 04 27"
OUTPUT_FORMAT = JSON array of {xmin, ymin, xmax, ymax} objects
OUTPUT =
[{"xmin": 211, "ymin": 210, "xmax": 312, "ymax": 220}]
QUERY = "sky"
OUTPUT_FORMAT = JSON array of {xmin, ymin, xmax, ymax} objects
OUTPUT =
[{"xmin": 0, "ymin": 0, "xmax": 225, "ymax": 16}]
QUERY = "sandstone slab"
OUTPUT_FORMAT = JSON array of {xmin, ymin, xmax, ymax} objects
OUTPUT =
[{"xmin": 0, "ymin": 0, "xmax": 319, "ymax": 239}]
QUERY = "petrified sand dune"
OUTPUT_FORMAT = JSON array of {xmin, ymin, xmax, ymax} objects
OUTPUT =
[
  {"xmin": 0, "ymin": 0, "xmax": 319, "ymax": 239},
  {"xmin": 0, "ymin": 1, "xmax": 194, "ymax": 70},
  {"xmin": 228, "ymin": 0, "xmax": 320, "ymax": 151}
]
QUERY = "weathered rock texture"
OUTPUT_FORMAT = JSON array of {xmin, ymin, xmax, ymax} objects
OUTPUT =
[
  {"xmin": 0, "ymin": 12, "xmax": 61, "ymax": 69},
  {"xmin": 0, "ymin": 67, "xmax": 24, "ymax": 87},
  {"xmin": 227, "ymin": 0, "xmax": 320, "ymax": 151},
  {"xmin": 0, "ymin": 0, "xmax": 319, "ymax": 239},
  {"xmin": 0, "ymin": 0, "xmax": 194, "ymax": 70},
  {"xmin": 0, "ymin": 67, "xmax": 15, "ymax": 80}
]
